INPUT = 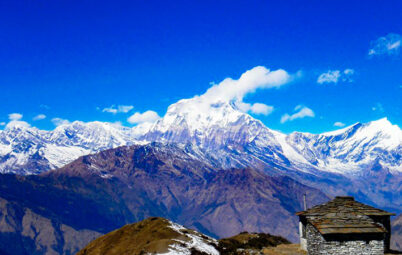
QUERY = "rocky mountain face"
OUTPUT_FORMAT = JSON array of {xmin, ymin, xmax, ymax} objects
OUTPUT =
[
  {"xmin": 50, "ymin": 143, "xmax": 329, "ymax": 241},
  {"xmin": 0, "ymin": 144, "xmax": 329, "ymax": 254},
  {"xmin": 140, "ymin": 99, "xmax": 402, "ymax": 213},
  {"xmin": 153, "ymin": 101, "xmax": 399, "ymax": 213},
  {"xmin": 0, "ymin": 184, "xmax": 102, "ymax": 255}
]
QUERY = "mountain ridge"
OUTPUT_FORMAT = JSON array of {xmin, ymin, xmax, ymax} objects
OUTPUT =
[{"xmin": 1, "ymin": 103, "xmax": 400, "ymax": 176}]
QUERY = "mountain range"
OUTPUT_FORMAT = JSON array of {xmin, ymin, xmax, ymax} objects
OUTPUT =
[
  {"xmin": 0, "ymin": 96, "xmax": 401, "ymax": 254},
  {"xmin": 2, "ymin": 99, "xmax": 401, "ymax": 176},
  {"xmin": 1, "ymin": 98, "xmax": 401, "ymax": 210}
]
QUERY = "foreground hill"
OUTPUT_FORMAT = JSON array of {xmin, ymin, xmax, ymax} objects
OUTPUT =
[
  {"xmin": 0, "ymin": 143, "xmax": 328, "ymax": 254},
  {"xmin": 77, "ymin": 217, "xmax": 291, "ymax": 255},
  {"xmin": 77, "ymin": 217, "xmax": 219, "ymax": 255}
]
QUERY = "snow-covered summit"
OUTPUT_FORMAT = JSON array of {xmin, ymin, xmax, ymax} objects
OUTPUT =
[
  {"xmin": 143, "ymin": 97, "xmax": 274, "ymax": 147},
  {"xmin": 140, "ymin": 97, "xmax": 303, "ymax": 171},
  {"xmin": 287, "ymin": 117, "xmax": 402, "ymax": 174},
  {"xmin": 0, "ymin": 121, "xmax": 143, "ymax": 174},
  {"xmin": 155, "ymin": 98, "xmax": 247, "ymax": 132},
  {"xmin": 322, "ymin": 118, "xmax": 401, "ymax": 147}
]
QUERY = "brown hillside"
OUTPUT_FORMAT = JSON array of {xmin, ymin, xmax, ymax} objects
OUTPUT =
[
  {"xmin": 218, "ymin": 231, "xmax": 290, "ymax": 254},
  {"xmin": 76, "ymin": 217, "xmax": 218, "ymax": 255},
  {"xmin": 77, "ymin": 217, "xmax": 294, "ymax": 255}
]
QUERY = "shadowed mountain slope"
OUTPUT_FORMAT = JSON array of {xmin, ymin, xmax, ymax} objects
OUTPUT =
[{"xmin": 0, "ymin": 143, "xmax": 329, "ymax": 254}]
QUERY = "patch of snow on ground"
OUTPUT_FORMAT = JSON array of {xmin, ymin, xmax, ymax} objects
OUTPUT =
[{"xmin": 159, "ymin": 221, "xmax": 219, "ymax": 255}]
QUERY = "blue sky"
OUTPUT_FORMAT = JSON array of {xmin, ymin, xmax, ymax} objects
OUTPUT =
[{"xmin": 0, "ymin": 0, "xmax": 401, "ymax": 133}]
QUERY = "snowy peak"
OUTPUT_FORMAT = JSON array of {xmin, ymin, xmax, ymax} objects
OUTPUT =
[
  {"xmin": 355, "ymin": 118, "xmax": 402, "ymax": 149},
  {"xmin": 144, "ymin": 97, "xmax": 276, "ymax": 148},
  {"xmin": 286, "ymin": 118, "xmax": 402, "ymax": 173},
  {"xmin": 0, "ymin": 121, "xmax": 143, "ymax": 174},
  {"xmin": 322, "ymin": 118, "xmax": 401, "ymax": 149},
  {"xmin": 49, "ymin": 121, "xmax": 135, "ymax": 149},
  {"xmin": 152, "ymin": 98, "xmax": 252, "ymax": 132},
  {"xmin": 142, "ymin": 97, "xmax": 318, "ymax": 170}
]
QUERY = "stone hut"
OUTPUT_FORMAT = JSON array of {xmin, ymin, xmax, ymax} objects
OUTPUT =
[{"xmin": 296, "ymin": 196, "xmax": 395, "ymax": 255}]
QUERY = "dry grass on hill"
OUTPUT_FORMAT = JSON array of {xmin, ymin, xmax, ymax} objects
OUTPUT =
[
  {"xmin": 218, "ymin": 231, "xmax": 290, "ymax": 254},
  {"xmin": 262, "ymin": 244, "xmax": 306, "ymax": 255},
  {"xmin": 76, "ymin": 217, "xmax": 189, "ymax": 255}
]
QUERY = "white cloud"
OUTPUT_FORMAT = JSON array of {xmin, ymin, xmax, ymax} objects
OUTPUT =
[
  {"xmin": 0, "ymin": 122, "xmax": 5, "ymax": 126},
  {"xmin": 5, "ymin": 121, "xmax": 31, "ymax": 129},
  {"xmin": 236, "ymin": 102, "xmax": 274, "ymax": 115},
  {"xmin": 127, "ymin": 110, "xmax": 160, "ymax": 124},
  {"xmin": 52, "ymin": 118, "xmax": 70, "ymax": 126},
  {"xmin": 317, "ymin": 70, "xmax": 340, "ymax": 84},
  {"xmin": 281, "ymin": 105, "xmax": 315, "ymax": 123},
  {"xmin": 202, "ymin": 66, "xmax": 291, "ymax": 103},
  {"xmin": 250, "ymin": 103, "xmax": 273, "ymax": 115},
  {"xmin": 4, "ymin": 113, "xmax": 31, "ymax": 129},
  {"xmin": 368, "ymin": 33, "xmax": 401, "ymax": 56},
  {"xmin": 342, "ymin": 69, "xmax": 355, "ymax": 82},
  {"xmin": 317, "ymin": 69, "xmax": 355, "ymax": 84},
  {"xmin": 334, "ymin": 122, "xmax": 345, "ymax": 127},
  {"xmin": 8, "ymin": 113, "xmax": 23, "ymax": 121},
  {"xmin": 33, "ymin": 114, "xmax": 46, "ymax": 121},
  {"xmin": 185, "ymin": 66, "xmax": 292, "ymax": 117},
  {"xmin": 102, "ymin": 105, "xmax": 134, "ymax": 114},
  {"xmin": 250, "ymin": 103, "xmax": 274, "ymax": 115},
  {"xmin": 343, "ymin": 69, "xmax": 354, "ymax": 75}
]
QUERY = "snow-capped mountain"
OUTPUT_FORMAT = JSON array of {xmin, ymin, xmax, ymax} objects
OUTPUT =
[
  {"xmin": 142, "ymin": 98, "xmax": 312, "ymax": 170},
  {"xmin": 142, "ymin": 97, "xmax": 401, "ymax": 175},
  {"xmin": 287, "ymin": 118, "xmax": 402, "ymax": 175},
  {"xmin": 0, "ymin": 121, "xmax": 143, "ymax": 174},
  {"xmin": 0, "ymin": 95, "xmax": 400, "ymax": 177}
]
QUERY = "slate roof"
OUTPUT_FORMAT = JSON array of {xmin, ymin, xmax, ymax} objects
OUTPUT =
[
  {"xmin": 296, "ymin": 196, "xmax": 395, "ymax": 235},
  {"xmin": 296, "ymin": 196, "xmax": 395, "ymax": 217}
]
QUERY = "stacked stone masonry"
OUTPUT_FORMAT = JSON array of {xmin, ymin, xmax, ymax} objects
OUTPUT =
[{"xmin": 306, "ymin": 224, "xmax": 384, "ymax": 255}]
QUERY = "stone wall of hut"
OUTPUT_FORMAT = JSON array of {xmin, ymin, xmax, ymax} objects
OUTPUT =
[{"xmin": 306, "ymin": 224, "xmax": 384, "ymax": 255}]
